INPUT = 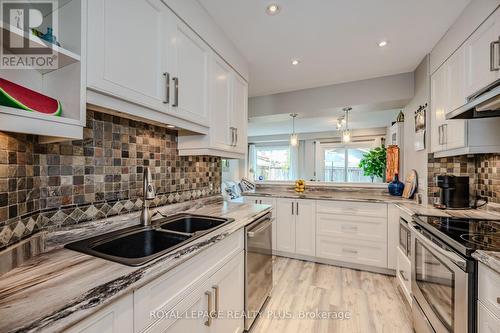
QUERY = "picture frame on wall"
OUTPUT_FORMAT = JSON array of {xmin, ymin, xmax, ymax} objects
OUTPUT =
[{"xmin": 414, "ymin": 104, "xmax": 426, "ymax": 151}]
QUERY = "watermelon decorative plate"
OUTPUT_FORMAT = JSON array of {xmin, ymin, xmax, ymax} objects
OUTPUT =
[{"xmin": 0, "ymin": 78, "xmax": 62, "ymax": 116}]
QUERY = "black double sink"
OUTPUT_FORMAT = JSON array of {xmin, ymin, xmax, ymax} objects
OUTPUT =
[{"xmin": 65, "ymin": 214, "xmax": 234, "ymax": 266}]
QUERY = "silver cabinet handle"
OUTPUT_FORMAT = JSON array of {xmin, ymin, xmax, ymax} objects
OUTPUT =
[
  {"xmin": 291, "ymin": 202, "xmax": 294, "ymax": 215},
  {"xmin": 342, "ymin": 248, "xmax": 358, "ymax": 254},
  {"xmin": 234, "ymin": 128, "xmax": 238, "ymax": 146},
  {"xmin": 442, "ymin": 123, "xmax": 447, "ymax": 145},
  {"xmin": 438, "ymin": 125, "xmax": 442, "ymax": 145},
  {"xmin": 205, "ymin": 291, "xmax": 213, "ymax": 326},
  {"xmin": 296, "ymin": 202, "xmax": 299, "ymax": 215},
  {"xmin": 163, "ymin": 72, "xmax": 170, "ymax": 104},
  {"xmin": 497, "ymin": 297, "xmax": 500, "ymax": 305},
  {"xmin": 172, "ymin": 77, "xmax": 179, "ymax": 107},
  {"xmin": 490, "ymin": 40, "xmax": 500, "ymax": 71},
  {"xmin": 212, "ymin": 286, "xmax": 219, "ymax": 317},
  {"xmin": 399, "ymin": 270, "xmax": 409, "ymax": 281},
  {"xmin": 497, "ymin": 36, "xmax": 500, "ymax": 69}
]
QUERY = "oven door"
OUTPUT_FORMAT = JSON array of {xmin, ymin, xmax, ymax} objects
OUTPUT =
[{"xmin": 409, "ymin": 222, "xmax": 468, "ymax": 333}]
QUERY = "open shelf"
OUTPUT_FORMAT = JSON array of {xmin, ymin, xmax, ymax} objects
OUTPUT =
[
  {"xmin": 0, "ymin": 105, "xmax": 83, "ymax": 142},
  {"xmin": 0, "ymin": 21, "xmax": 80, "ymax": 74}
]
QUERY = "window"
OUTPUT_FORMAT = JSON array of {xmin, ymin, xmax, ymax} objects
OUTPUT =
[
  {"xmin": 318, "ymin": 143, "xmax": 383, "ymax": 183},
  {"xmin": 251, "ymin": 145, "xmax": 292, "ymax": 181}
]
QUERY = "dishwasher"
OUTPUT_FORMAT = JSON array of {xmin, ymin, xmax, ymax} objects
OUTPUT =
[{"xmin": 244, "ymin": 212, "xmax": 273, "ymax": 331}]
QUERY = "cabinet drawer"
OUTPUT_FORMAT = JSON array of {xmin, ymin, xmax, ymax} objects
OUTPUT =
[
  {"xmin": 316, "ymin": 213, "xmax": 387, "ymax": 242},
  {"xmin": 134, "ymin": 229, "xmax": 244, "ymax": 332},
  {"xmin": 396, "ymin": 247, "xmax": 411, "ymax": 304},
  {"xmin": 478, "ymin": 301, "xmax": 500, "ymax": 333},
  {"xmin": 316, "ymin": 201, "xmax": 387, "ymax": 218},
  {"xmin": 316, "ymin": 235, "xmax": 387, "ymax": 268},
  {"xmin": 478, "ymin": 263, "xmax": 500, "ymax": 319}
]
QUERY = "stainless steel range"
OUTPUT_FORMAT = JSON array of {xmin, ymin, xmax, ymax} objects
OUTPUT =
[{"xmin": 410, "ymin": 215, "xmax": 500, "ymax": 333}]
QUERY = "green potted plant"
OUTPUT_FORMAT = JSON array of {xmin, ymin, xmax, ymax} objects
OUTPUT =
[{"xmin": 358, "ymin": 146, "xmax": 386, "ymax": 182}]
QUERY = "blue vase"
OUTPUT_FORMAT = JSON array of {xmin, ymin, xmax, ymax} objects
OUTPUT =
[{"xmin": 388, "ymin": 174, "xmax": 404, "ymax": 196}]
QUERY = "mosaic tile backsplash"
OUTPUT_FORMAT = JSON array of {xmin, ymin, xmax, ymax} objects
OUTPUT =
[
  {"xmin": 0, "ymin": 110, "xmax": 221, "ymax": 249},
  {"xmin": 428, "ymin": 153, "xmax": 499, "ymax": 205}
]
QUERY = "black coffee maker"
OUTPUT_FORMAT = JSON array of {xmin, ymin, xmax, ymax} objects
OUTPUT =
[{"xmin": 436, "ymin": 175, "xmax": 470, "ymax": 209}]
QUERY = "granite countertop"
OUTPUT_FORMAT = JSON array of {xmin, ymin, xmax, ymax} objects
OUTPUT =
[
  {"xmin": 472, "ymin": 250, "xmax": 500, "ymax": 275},
  {"xmin": 243, "ymin": 187, "xmax": 409, "ymax": 203},
  {"xmin": 0, "ymin": 198, "xmax": 271, "ymax": 333}
]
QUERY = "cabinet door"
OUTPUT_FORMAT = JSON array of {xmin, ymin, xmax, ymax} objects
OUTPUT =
[
  {"xmin": 478, "ymin": 301, "xmax": 500, "ymax": 333},
  {"xmin": 430, "ymin": 65, "xmax": 447, "ymax": 153},
  {"xmin": 231, "ymin": 74, "xmax": 248, "ymax": 154},
  {"xmin": 211, "ymin": 252, "xmax": 245, "ymax": 333},
  {"xmin": 87, "ymin": 0, "xmax": 169, "ymax": 112},
  {"xmin": 294, "ymin": 199, "xmax": 316, "ymax": 257},
  {"xmin": 64, "ymin": 295, "xmax": 133, "ymax": 333},
  {"xmin": 465, "ymin": 8, "xmax": 500, "ymax": 97},
  {"xmin": 210, "ymin": 56, "xmax": 232, "ymax": 150},
  {"xmin": 446, "ymin": 45, "xmax": 467, "ymax": 113},
  {"xmin": 170, "ymin": 17, "xmax": 210, "ymax": 126},
  {"xmin": 275, "ymin": 199, "xmax": 296, "ymax": 253},
  {"xmin": 157, "ymin": 287, "xmax": 211, "ymax": 333}
]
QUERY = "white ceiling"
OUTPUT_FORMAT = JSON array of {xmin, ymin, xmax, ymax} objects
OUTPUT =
[{"xmin": 198, "ymin": 0, "xmax": 470, "ymax": 97}]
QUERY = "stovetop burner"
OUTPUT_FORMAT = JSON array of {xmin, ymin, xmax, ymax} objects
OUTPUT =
[{"xmin": 415, "ymin": 215, "xmax": 500, "ymax": 256}]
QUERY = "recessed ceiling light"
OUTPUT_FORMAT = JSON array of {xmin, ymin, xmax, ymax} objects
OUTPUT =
[
  {"xmin": 291, "ymin": 59, "xmax": 300, "ymax": 66},
  {"xmin": 166, "ymin": 125, "xmax": 175, "ymax": 128},
  {"xmin": 378, "ymin": 40, "xmax": 388, "ymax": 47},
  {"xmin": 266, "ymin": 4, "xmax": 280, "ymax": 15}
]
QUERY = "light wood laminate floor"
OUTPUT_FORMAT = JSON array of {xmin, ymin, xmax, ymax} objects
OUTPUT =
[{"xmin": 251, "ymin": 257, "xmax": 413, "ymax": 333}]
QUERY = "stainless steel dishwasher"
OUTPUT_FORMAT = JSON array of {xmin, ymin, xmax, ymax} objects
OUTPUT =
[{"xmin": 245, "ymin": 212, "xmax": 273, "ymax": 331}]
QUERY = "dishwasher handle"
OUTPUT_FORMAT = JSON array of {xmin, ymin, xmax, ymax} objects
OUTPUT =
[{"xmin": 248, "ymin": 219, "xmax": 273, "ymax": 238}]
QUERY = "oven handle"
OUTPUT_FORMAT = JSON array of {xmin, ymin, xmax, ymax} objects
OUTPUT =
[
  {"xmin": 248, "ymin": 219, "xmax": 273, "ymax": 238},
  {"xmin": 409, "ymin": 222, "xmax": 467, "ymax": 268}
]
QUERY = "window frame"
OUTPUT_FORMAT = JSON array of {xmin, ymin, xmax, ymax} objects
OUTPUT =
[{"xmin": 315, "ymin": 141, "xmax": 380, "ymax": 183}]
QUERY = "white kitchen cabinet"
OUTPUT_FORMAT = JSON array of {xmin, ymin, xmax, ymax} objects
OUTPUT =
[
  {"xmin": 294, "ymin": 200, "xmax": 316, "ymax": 257},
  {"xmin": 276, "ymin": 198, "xmax": 296, "ymax": 253},
  {"xmin": 64, "ymin": 294, "xmax": 134, "ymax": 333},
  {"xmin": 210, "ymin": 57, "xmax": 233, "ymax": 151},
  {"xmin": 275, "ymin": 199, "xmax": 315, "ymax": 256},
  {"xmin": 478, "ymin": 301, "xmax": 500, "ymax": 333},
  {"xmin": 446, "ymin": 45, "xmax": 468, "ymax": 113},
  {"xmin": 231, "ymin": 75, "xmax": 249, "ymax": 155},
  {"xmin": 465, "ymin": 8, "xmax": 500, "ymax": 97},
  {"xmin": 87, "ymin": 0, "xmax": 170, "ymax": 112},
  {"xmin": 430, "ymin": 60, "xmax": 466, "ymax": 154},
  {"xmin": 169, "ymin": 16, "xmax": 210, "ymax": 125},
  {"xmin": 177, "ymin": 53, "xmax": 249, "ymax": 159},
  {"xmin": 210, "ymin": 251, "xmax": 245, "ymax": 333},
  {"xmin": 478, "ymin": 262, "xmax": 500, "ymax": 319}
]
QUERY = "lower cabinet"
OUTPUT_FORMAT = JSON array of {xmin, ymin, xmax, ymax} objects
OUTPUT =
[
  {"xmin": 275, "ymin": 198, "xmax": 316, "ymax": 256},
  {"xmin": 65, "ymin": 231, "xmax": 244, "ymax": 333},
  {"xmin": 64, "ymin": 294, "xmax": 134, "ymax": 333},
  {"xmin": 478, "ymin": 301, "xmax": 500, "ymax": 333}
]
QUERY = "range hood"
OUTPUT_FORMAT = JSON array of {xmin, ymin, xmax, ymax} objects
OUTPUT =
[{"xmin": 446, "ymin": 81, "xmax": 500, "ymax": 119}]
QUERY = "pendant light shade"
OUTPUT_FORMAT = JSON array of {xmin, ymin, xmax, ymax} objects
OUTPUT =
[
  {"xmin": 289, "ymin": 113, "xmax": 298, "ymax": 147},
  {"xmin": 341, "ymin": 107, "xmax": 352, "ymax": 143}
]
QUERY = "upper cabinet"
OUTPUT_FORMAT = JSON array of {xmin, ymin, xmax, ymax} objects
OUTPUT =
[
  {"xmin": 86, "ymin": 0, "xmax": 249, "ymax": 146},
  {"xmin": 177, "ymin": 53, "xmax": 249, "ymax": 159},
  {"xmin": 464, "ymin": 8, "xmax": 500, "ymax": 96},
  {"xmin": 430, "ymin": 6, "xmax": 500, "ymax": 157},
  {"xmin": 87, "ymin": 0, "xmax": 169, "ymax": 113}
]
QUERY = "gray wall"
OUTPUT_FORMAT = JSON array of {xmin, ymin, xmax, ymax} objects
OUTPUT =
[{"xmin": 403, "ymin": 55, "xmax": 430, "ymax": 203}]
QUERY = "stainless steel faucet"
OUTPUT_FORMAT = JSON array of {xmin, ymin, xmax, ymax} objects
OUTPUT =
[{"xmin": 140, "ymin": 167, "xmax": 156, "ymax": 226}]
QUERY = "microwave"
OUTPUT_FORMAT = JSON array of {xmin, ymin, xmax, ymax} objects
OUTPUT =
[{"xmin": 399, "ymin": 218, "xmax": 411, "ymax": 258}]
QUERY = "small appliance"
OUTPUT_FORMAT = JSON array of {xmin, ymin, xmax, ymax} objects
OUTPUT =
[{"xmin": 436, "ymin": 175, "xmax": 470, "ymax": 209}]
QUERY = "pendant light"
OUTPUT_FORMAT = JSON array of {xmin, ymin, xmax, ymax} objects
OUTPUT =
[
  {"xmin": 289, "ymin": 113, "xmax": 298, "ymax": 147},
  {"xmin": 342, "ymin": 107, "xmax": 352, "ymax": 143}
]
